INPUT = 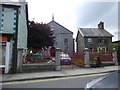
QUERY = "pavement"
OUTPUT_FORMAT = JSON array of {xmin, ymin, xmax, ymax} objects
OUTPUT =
[{"xmin": 0, "ymin": 65, "xmax": 119, "ymax": 83}]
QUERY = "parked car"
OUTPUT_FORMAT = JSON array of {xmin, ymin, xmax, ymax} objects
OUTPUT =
[
  {"xmin": 60, "ymin": 53, "xmax": 71, "ymax": 65},
  {"xmin": 85, "ymin": 70, "xmax": 120, "ymax": 89}
]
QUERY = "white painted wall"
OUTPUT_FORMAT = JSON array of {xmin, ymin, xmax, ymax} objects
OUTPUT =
[
  {"xmin": 5, "ymin": 42, "xmax": 11, "ymax": 73},
  {"xmin": 1, "ymin": 2, "xmax": 28, "ymax": 49},
  {"xmin": 17, "ymin": 2, "xmax": 28, "ymax": 49}
]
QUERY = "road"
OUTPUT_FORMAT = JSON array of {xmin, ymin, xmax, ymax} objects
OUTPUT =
[{"xmin": 1, "ymin": 73, "xmax": 108, "ymax": 89}]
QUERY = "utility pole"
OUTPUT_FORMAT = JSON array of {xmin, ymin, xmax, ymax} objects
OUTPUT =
[{"xmin": 12, "ymin": 7, "xmax": 20, "ymax": 73}]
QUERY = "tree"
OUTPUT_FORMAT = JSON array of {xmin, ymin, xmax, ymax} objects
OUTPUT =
[{"xmin": 27, "ymin": 21, "xmax": 54, "ymax": 49}]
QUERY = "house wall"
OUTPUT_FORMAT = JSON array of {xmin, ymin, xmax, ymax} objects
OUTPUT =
[
  {"xmin": 76, "ymin": 32, "xmax": 85, "ymax": 51},
  {"xmin": 0, "ymin": 8, "xmax": 2, "ymax": 29},
  {"xmin": 0, "ymin": 2, "xmax": 28, "ymax": 73},
  {"xmin": 84, "ymin": 37, "xmax": 98, "ymax": 50},
  {"xmin": 48, "ymin": 21, "xmax": 74, "ymax": 51},
  {"xmin": 17, "ymin": 2, "xmax": 28, "ymax": 49},
  {"xmin": 84, "ymin": 37, "xmax": 112, "ymax": 50},
  {"xmin": 0, "ymin": 3, "xmax": 28, "ymax": 49},
  {"xmin": 0, "ymin": 7, "xmax": 15, "ymax": 32},
  {"xmin": 60, "ymin": 33, "xmax": 73, "ymax": 51}
]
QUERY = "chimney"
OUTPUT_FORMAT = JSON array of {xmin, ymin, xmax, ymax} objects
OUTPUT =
[{"xmin": 98, "ymin": 21, "xmax": 104, "ymax": 29}]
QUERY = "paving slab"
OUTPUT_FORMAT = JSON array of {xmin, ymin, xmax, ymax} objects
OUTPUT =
[{"xmin": 1, "ymin": 65, "xmax": 119, "ymax": 82}]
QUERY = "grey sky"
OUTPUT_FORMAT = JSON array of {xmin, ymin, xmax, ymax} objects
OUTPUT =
[
  {"xmin": 10, "ymin": 0, "xmax": 119, "ymax": 41},
  {"xmin": 77, "ymin": 2, "xmax": 116, "ymax": 27},
  {"xmin": 75, "ymin": 2, "xmax": 118, "ymax": 41}
]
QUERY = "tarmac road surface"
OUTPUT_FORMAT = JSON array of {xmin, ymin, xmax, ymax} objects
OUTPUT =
[{"xmin": 1, "ymin": 73, "xmax": 108, "ymax": 88}]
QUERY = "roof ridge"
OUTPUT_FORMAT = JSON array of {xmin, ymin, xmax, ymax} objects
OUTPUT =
[
  {"xmin": 79, "ymin": 27, "xmax": 98, "ymax": 29},
  {"xmin": 79, "ymin": 28, "xmax": 113, "ymax": 37},
  {"xmin": 48, "ymin": 20, "xmax": 73, "ymax": 34}
]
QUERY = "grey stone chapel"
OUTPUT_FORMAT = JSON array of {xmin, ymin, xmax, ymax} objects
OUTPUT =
[{"xmin": 48, "ymin": 16, "xmax": 74, "ymax": 52}]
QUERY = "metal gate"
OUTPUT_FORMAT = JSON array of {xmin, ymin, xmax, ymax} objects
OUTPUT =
[{"xmin": 61, "ymin": 51, "xmax": 85, "ymax": 69}]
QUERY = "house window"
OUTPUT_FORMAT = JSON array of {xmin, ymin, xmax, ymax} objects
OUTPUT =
[
  {"xmin": 2, "ymin": 8, "xmax": 4, "ymax": 12},
  {"xmin": 2, "ymin": 13, "xmax": 4, "ymax": 17},
  {"xmin": 13, "ymin": 22, "xmax": 16, "ymax": 25},
  {"xmin": 14, "ymin": 17, "xmax": 16, "ymax": 20},
  {"xmin": 1, "ymin": 19, "xmax": 4, "ymax": 22},
  {"xmin": 99, "ymin": 38, "xmax": 105, "ymax": 44},
  {"xmin": 1, "ymin": 24, "xmax": 3, "ymax": 27},
  {"xmin": 88, "ymin": 38, "xmax": 92, "ymax": 43},
  {"xmin": 64, "ymin": 38, "xmax": 68, "ymax": 51},
  {"xmin": 97, "ymin": 47, "xmax": 106, "ymax": 52},
  {"xmin": 13, "ymin": 27, "xmax": 16, "ymax": 30},
  {"xmin": 14, "ymin": 11, "xmax": 17, "ymax": 15}
]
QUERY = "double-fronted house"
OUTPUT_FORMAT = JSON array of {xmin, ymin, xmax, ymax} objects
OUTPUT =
[
  {"xmin": 76, "ymin": 21, "xmax": 113, "ymax": 51},
  {"xmin": 48, "ymin": 17, "xmax": 74, "ymax": 52},
  {"xmin": 0, "ymin": 0, "xmax": 28, "ymax": 73}
]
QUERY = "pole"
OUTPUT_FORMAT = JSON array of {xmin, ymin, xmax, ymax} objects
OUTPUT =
[
  {"xmin": 10, "ymin": 7, "xmax": 20, "ymax": 74},
  {"xmin": 13, "ymin": 7, "xmax": 19, "ymax": 73}
]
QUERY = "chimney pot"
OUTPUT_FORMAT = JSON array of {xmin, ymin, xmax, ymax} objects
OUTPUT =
[{"xmin": 98, "ymin": 21, "xmax": 104, "ymax": 29}]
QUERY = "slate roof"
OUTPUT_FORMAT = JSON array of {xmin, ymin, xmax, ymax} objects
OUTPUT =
[
  {"xmin": 1, "ymin": 1, "xmax": 28, "ymax": 6},
  {"xmin": 79, "ymin": 28, "xmax": 113, "ymax": 37},
  {"xmin": 48, "ymin": 20, "xmax": 73, "ymax": 34}
]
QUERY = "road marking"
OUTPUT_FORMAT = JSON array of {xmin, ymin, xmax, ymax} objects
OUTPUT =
[{"xmin": 1, "ymin": 73, "xmax": 108, "ymax": 85}]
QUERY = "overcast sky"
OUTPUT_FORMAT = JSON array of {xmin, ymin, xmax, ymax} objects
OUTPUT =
[{"xmin": 10, "ymin": 0, "xmax": 119, "ymax": 41}]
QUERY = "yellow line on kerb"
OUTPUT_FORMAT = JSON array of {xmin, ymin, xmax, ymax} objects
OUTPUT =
[{"xmin": 0, "ymin": 73, "xmax": 108, "ymax": 86}]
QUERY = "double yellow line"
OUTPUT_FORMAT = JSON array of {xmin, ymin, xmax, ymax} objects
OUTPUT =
[{"xmin": 1, "ymin": 73, "xmax": 108, "ymax": 85}]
